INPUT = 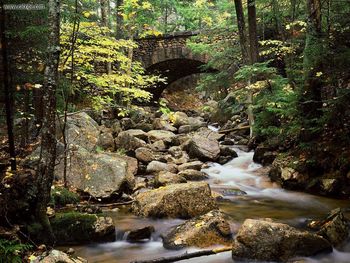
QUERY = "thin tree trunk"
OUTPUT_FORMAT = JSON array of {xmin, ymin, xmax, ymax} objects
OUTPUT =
[
  {"xmin": 234, "ymin": 0, "xmax": 249, "ymax": 64},
  {"xmin": 1, "ymin": 3, "xmax": 16, "ymax": 171},
  {"xmin": 247, "ymin": 0, "xmax": 259, "ymax": 138},
  {"xmin": 302, "ymin": 0, "xmax": 323, "ymax": 119},
  {"xmin": 100, "ymin": 0, "xmax": 112, "ymax": 74},
  {"xmin": 100, "ymin": 0, "xmax": 108, "ymax": 26},
  {"xmin": 35, "ymin": 0, "xmax": 60, "ymax": 245},
  {"xmin": 247, "ymin": 0, "xmax": 259, "ymax": 64},
  {"xmin": 116, "ymin": 0, "xmax": 124, "ymax": 39}
]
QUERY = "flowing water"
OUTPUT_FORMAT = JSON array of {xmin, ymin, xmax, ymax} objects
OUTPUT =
[{"xmin": 71, "ymin": 147, "xmax": 350, "ymax": 263}]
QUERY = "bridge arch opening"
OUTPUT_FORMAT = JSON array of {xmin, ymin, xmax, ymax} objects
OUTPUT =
[{"xmin": 145, "ymin": 58, "xmax": 213, "ymax": 100}]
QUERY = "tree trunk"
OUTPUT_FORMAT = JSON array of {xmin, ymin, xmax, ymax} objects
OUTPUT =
[
  {"xmin": 302, "ymin": 0, "xmax": 323, "ymax": 119},
  {"xmin": 35, "ymin": 0, "xmax": 60, "ymax": 246},
  {"xmin": 234, "ymin": 0, "xmax": 249, "ymax": 64},
  {"xmin": 1, "ymin": 3, "xmax": 16, "ymax": 171},
  {"xmin": 247, "ymin": 0, "xmax": 259, "ymax": 138},
  {"xmin": 116, "ymin": 0, "xmax": 124, "ymax": 39},
  {"xmin": 247, "ymin": 0, "xmax": 259, "ymax": 64},
  {"xmin": 100, "ymin": 0, "xmax": 108, "ymax": 26}
]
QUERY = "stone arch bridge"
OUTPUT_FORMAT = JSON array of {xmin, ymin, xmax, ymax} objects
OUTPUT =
[{"xmin": 134, "ymin": 31, "xmax": 211, "ymax": 99}]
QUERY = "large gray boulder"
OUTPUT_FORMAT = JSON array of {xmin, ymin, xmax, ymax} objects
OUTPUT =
[
  {"xmin": 185, "ymin": 136, "xmax": 220, "ymax": 161},
  {"xmin": 162, "ymin": 210, "xmax": 232, "ymax": 249},
  {"xmin": 55, "ymin": 146, "xmax": 137, "ymax": 199},
  {"xmin": 132, "ymin": 182, "xmax": 217, "ymax": 218},
  {"xmin": 232, "ymin": 219, "xmax": 332, "ymax": 262},
  {"xmin": 58, "ymin": 112, "xmax": 100, "ymax": 151}
]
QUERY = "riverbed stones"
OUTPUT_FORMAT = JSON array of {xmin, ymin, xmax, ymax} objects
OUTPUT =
[
  {"xmin": 219, "ymin": 146, "xmax": 238, "ymax": 158},
  {"xmin": 146, "ymin": 161, "xmax": 177, "ymax": 174},
  {"xmin": 173, "ymin": 111, "xmax": 189, "ymax": 127},
  {"xmin": 131, "ymin": 182, "xmax": 218, "ymax": 218},
  {"xmin": 115, "ymin": 131, "xmax": 147, "ymax": 152},
  {"xmin": 231, "ymin": 219, "xmax": 332, "ymax": 262},
  {"xmin": 37, "ymin": 249, "xmax": 88, "ymax": 263},
  {"xmin": 184, "ymin": 136, "xmax": 220, "ymax": 161},
  {"xmin": 194, "ymin": 127, "xmax": 225, "ymax": 141},
  {"xmin": 148, "ymin": 130, "xmax": 176, "ymax": 143},
  {"xmin": 153, "ymin": 118, "xmax": 177, "ymax": 132},
  {"xmin": 178, "ymin": 161, "xmax": 203, "ymax": 171},
  {"xmin": 162, "ymin": 210, "xmax": 232, "ymax": 249},
  {"xmin": 178, "ymin": 169, "xmax": 208, "ymax": 181},
  {"xmin": 55, "ymin": 147, "xmax": 137, "ymax": 199},
  {"xmin": 154, "ymin": 172, "xmax": 187, "ymax": 187},
  {"xmin": 135, "ymin": 147, "xmax": 156, "ymax": 163},
  {"xmin": 126, "ymin": 226, "xmax": 155, "ymax": 243}
]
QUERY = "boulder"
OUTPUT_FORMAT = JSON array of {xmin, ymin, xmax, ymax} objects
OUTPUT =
[
  {"xmin": 154, "ymin": 172, "xmax": 187, "ymax": 187},
  {"xmin": 148, "ymin": 130, "xmax": 176, "ymax": 143},
  {"xmin": 317, "ymin": 208, "xmax": 349, "ymax": 247},
  {"xmin": 115, "ymin": 131, "xmax": 147, "ymax": 152},
  {"xmin": 37, "ymin": 249, "xmax": 87, "ymax": 263},
  {"xmin": 55, "ymin": 146, "xmax": 137, "ymax": 199},
  {"xmin": 253, "ymin": 145, "xmax": 277, "ymax": 165},
  {"xmin": 231, "ymin": 219, "xmax": 332, "ymax": 262},
  {"xmin": 132, "ymin": 182, "xmax": 218, "ymax": 218},
  {"xmin": 188, "ymin": 117, "xmax": 207, "ymax": 130},
  {"xmin": 31, "ymin": 212, "xmax": 116, "ymax": 245},
  {"xmin": 146, "ymin": 161, "xmax": 177, "ymax": 174},
  {"xmin": 185, "ymin": 136, "xmax": 220, "ymax": 161},
  {"xmin": 153, "ymin": 118, "xmax": 177, "ymax": 132},
  {"xmin": 135, "ymin": 147, "xmax": 156, "ymax": 163},
  {"xmin": 178, "ymin": 169, "xmax": 209, "ymax": 181},
  {"xmin": 194, "ymin": 127, "xmax": 225, "ymax": 141},
  {"xmin": 120, "ymin": 118, "xmax": 135, "ymax": 130},
  {"xmin": 162, "ymin": 210, "xmax": 232, "ymax": 249},
  {"xmin": 123, "ymin": 129, "xmax": 148, "ymax": 141},
  {"xmin": 178, "ymin": 161, "xmax": 203, "ymax": 171},
  {"xmin": 97, "ymin": 131, "xmax": 115, "ymax": 151},
  {"xmin": 150, "ymin": 140, "xmax": 167, "ymax": 151},
  {"xmin": 220, "ymin": 146, "xmax": 238, "ymax": 158},
  {"xmin": 269, "ymin": 155, "xmax": 309, "ymax": 189},
  {"xmin": 59, "ymin": 112, "xmax": 100, "ymax": 151},
  {"xmin": 126, "ymin": 226, "xmax": 155, "ymax": 243},
  {"xmin": 173, "ymin": 112, "xmax": 189, "ymax": 127},
  {"xmin": 178, "ymin": 125, "xmax": 193, "ymax": 134}
]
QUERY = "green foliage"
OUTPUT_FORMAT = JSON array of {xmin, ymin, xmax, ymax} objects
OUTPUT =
[
  {"xmin": 49, "ymin": 186, "xmax": 80, "ymax": 208},
  {"xmin": 0, "ymin": 239, "xmax": 31, "ymax": 263},
  {"xmin": 60, "ymin": 21, "xmax": 164, "ymax": 110}
]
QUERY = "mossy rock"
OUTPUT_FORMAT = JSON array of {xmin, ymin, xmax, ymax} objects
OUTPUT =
[
  {"xmin": 28, "ymin": 212, "xmax": 115, "ymax": 245},
  {"xmin": 49, "ymin": 187, "xmax": 80, "ymax": 207}
]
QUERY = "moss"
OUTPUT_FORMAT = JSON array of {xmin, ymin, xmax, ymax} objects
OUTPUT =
[
  {"xmin": 49, "ymin": 187, "xmax": 80, "ymax": 207},
  {"xmin": 50, "ymin": 212, "xmax": 97, "ymax": 245}
]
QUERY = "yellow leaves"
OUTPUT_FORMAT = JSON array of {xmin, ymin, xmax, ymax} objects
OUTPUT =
[
  {"xmin": 316, "ymin": 72, "xmax": 323, "ymax": 77},
  {"xmin": 141, "ymin": 1, "xmax": 152, "ymax": 10},
  {"xmin": 82, "ymin": 11, "xmax": 91, "ymax": 18},
  {"xmin": 195, "ymin": 221, "xmax": 204, "ymax": 228},
  {"xmin": 28, "ymin": 254, "xmax": 37, "ymax": 262}
]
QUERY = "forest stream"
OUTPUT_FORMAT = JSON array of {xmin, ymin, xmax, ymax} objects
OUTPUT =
[{"xmin": 68, "ymin": 147, "xmax": 350, "ymax": 263}]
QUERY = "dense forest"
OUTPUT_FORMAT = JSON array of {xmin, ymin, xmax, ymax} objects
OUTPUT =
[{"xmin": 0, "ymin": 0, "xmax": 350, "ymax": 262}]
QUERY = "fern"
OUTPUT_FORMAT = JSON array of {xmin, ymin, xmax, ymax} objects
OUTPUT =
[{"xmin": 0, "ymin": 239, "xmax": 32, "ymax": 263}]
